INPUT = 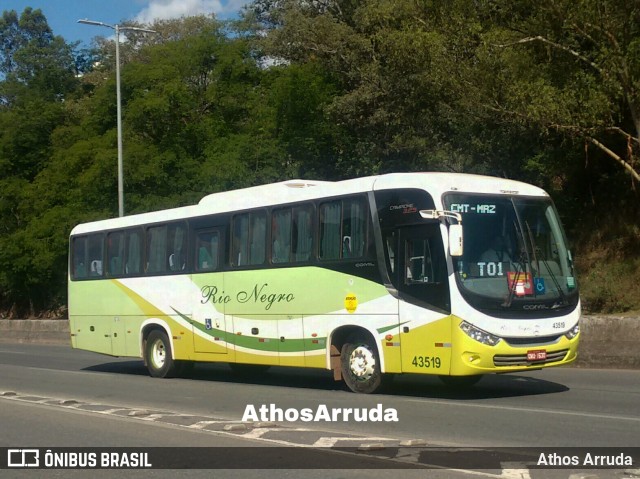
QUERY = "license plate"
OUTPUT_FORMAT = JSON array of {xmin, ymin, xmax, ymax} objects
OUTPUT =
[{"xmin": 527, "ymin": 350, "xmax": 547, "ymax": 361}]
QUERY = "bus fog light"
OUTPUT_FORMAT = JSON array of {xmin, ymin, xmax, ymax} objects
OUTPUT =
[
  {"xmin": 565, "ymin": 323, "xmax": 580, "ymax": 339},
  {"xmin": 460, "ymin": 321, "xmax": 501, "ymax": 346}
]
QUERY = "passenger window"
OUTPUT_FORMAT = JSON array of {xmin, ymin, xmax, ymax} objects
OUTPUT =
[
  {"xmin": 87, "ymin": 234, "xmax": 104, "ymax": 277},
  {"xmin": 320, "ymin": 198, "xmax": 368, "ymax": 260},
  {"xmin": 250, "ymin": 213, "xmax": 266, "ymax": 264},
  {"xmin": 125, "ymin": 230, "xmax": 142, "ymax": 275},
  {"xmin": 72, "ymin": 237, "xmax": 87, "ymax": 279},
  {"xmin": 107, "ymin": 231, "xmax": 124, "ymax": 276},
  {"xmin": 196, "ymin": 230, "xmax": 219, "ymax": 271},
  {"xmin": 319, "ymin": 201, "xmax": 341, "ymax": 260},
  {"xmin": 232, "ymin": 214, "xmax": 249, "ymax": 266},
  {"xmin": 292, "ymin": 205, "xmax": 313, "ymax": 262},
  {"xmin": 272, "ymin": 209, "xmax": 291, "ymax": 263},
  {"xmin": 232, "ymin": 212, "xmax": 266, "ymax": 266},
  {"xmin": 168, "ymin": 223, "xmax": 186, "ymax": 272},
  {"xmin": 146, "ymin": 225, "xmax": 167, "ymax": 273},
  {"xmin": 343, "ymin": 199, "xmax": 367, "ymax": 258}
]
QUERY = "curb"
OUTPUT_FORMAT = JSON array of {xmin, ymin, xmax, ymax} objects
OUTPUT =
[
  {"xmin": 576, "ymin": 314, "xmax": 640, "ymax": 369},
  {"xmin": 0, "ymin": 316, "xmax": 638, "ymax": 369},
  {"xmin": 0, "ymin": 319, "xmax": 71, "ymax": 345}
]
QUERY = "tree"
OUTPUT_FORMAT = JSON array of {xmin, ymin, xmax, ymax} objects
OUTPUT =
[
  {"xmin": 0, "ymin": 8, "xmax": 78, "ymax": 104},
  {"xmin": 471, "ymin": 0, "xmax": 640, "ymax": 184},
  {"xmin": 246, "ymin": 1, "xmax": 497, "ymax": 175},
  {"xmin": 249, "ymin": 0, "xmax": 640, "ymax": 186}
]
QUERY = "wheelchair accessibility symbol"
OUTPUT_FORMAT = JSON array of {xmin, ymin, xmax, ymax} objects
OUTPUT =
[{"xmin": 534, "ymin": 277, "xmax": 546, "ymax": 294}]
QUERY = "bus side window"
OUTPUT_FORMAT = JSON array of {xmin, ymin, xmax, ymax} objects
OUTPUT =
[
  {"xmin": 320, "ymin": 198, "xmax": 367, "ymax": 260},
  {"xmin": 319, "ymin": 201, "xmax": 341, "ymax": 260},
  {"xmin": 405, "ymin": 239, "xmax": 435, "ymax": 285},
  {"xmin": 125, "ymin": 229, "xmax": 142, "ymax": 275},
  {"xmin": 292, "ymin": 205, "xmax": 313, "ymax": 262},
  {"xmin": 272, "ymin": 208, "xmax": 292, "ymax": 263},
  {"xmin": 107, "ymin": 231, "xmax": 124, "ymax": 276},
  {"xmin": 86, "ymin": 234, "xmax": 104, "ymax": 278},
  {"xmin": 146, "ymin": 225, "xmax": 167, "ymax": 274},
  {"xmin": 232, "ymin": 212, "xmax": 266, "ymax": 266},
  {"xmin": 168, "ymin": 223, "xmax": 186, "ymax": 271},
  {"xmin": 87, "ymin": 234, "xmax": 104, "ymax": 277},
  {"xmin": 385, "ymin": 231, "xmax": 396, "ymax": 274},
  {"xmin": 196, "ymin": 230, "xmax": 219, "ymax": 271},
  {"xmin": 232, "ymin": 214, "xmax": 249, "ymax": 266},
  {"xmin": 250, "ymin": 212, "xmax": 266, "ymax": 265},
  {"xmin": 72, "ymin": 237, "xmax": 87, "ymax": 279},
  {"xmin": 343, "ymin": 199, "xmax": 367, "ymax": 258}
]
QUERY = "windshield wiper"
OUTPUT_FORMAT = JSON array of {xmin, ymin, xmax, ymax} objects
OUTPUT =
[
  {"xmin": 524, "ymin": 221, "xmax": 540, "ymax": 295},
  {"xmin": 501, "ymin": 218, "xmax": 529, "ymax": 308},
  {"xmin": 524, "ymin": 220, "xmax": 569, "ymax": 307},
  {"xmin": 501, "ymin": 249, "xmax": 525, "ymax": 308}
]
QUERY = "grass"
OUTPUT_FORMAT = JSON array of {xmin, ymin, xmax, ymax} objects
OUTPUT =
[{"xmin": 574, "ymin": 223, "xmax": 640, "ymax": 314}]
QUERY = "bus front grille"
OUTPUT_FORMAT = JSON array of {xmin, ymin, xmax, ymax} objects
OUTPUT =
[
  {"xmin": 493, "ymin": 349, "xmax": 568, "ymax": 367},
  {"xmin": 503, "ymin": 335, "xmax": 562, "ymax": 347}
]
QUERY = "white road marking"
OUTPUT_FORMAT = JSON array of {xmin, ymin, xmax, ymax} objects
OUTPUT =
[
  {"xmin": 404, "ymin": 398, "xmax": 640, "ymax": 422},
  {"xmin": 241, "ymin": 427, "xmax": 312, "ymax": 439},
  {"xmin": 312, "ymin": 436, "xmax": 392, "ymax": 447},
  {"xmin": 499, "ymin": 463, "xmax": 532, "ymax": 479}
]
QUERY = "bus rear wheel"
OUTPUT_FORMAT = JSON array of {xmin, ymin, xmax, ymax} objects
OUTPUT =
[
  {"xmin": 341, "ymin": 333, "xmax": 385, "ymax": 394},
  {"xmin": 145, "ymin": 330, "xmax": 178, "ymax": 378}
]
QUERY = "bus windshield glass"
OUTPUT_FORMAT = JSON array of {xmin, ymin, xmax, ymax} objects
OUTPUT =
[{"xmin": 444, "ymin": 194, "xmax": 578, "ymax": 312}]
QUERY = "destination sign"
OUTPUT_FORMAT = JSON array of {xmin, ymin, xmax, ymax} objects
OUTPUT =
[{"xmin": 449, "ymin": 203, "xmax": 496, "ymax": 214}]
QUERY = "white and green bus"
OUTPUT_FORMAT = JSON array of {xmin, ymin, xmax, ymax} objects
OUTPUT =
[{"xmin": 69, "ymin": 173, "xmax": 580, "ymax": 393}]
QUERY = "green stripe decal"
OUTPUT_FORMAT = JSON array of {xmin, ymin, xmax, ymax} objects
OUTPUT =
[
  {"xmin": 172, "ymin": 307, "xmax": 324, "ymax": 353},
  {"xmin": 377, "ymin": 321, "xmax": 409, "ymax": 334}
]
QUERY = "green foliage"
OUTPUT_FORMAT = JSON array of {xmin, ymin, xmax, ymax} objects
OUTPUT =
[
  {"xmin": 578, "ymin": 258, "xmax": 640, "ymax": 313},
  {"xmin": 0, "ymin": 7, "xmax": 78, "ymax": 104},
  {"xmin": 1, "ymin": 5, "xmax": 640, "ymax": 315}
]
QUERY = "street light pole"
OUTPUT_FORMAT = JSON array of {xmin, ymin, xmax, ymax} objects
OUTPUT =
[
  {"xmin": 114, "ymin": 23, "xmax": 124, "ymax": 218},
  {"xmin": 78, "ymin": 19, "xmax": 157, "ymax": 217}
]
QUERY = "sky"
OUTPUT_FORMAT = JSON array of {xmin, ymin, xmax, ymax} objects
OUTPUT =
[{"xmin": 1, "ymin": 0, "xmax": 251, "ymax": 46}]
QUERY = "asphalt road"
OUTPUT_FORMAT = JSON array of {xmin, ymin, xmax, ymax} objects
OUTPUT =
[{"xmin": 0, "ymin": 343, "xmax": 639, "ymax": 478}]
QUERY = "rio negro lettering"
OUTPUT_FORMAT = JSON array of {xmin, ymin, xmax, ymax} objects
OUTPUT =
[{"xmin": 201, "ymin": 283, "xmax": 294, "ymax": 311}]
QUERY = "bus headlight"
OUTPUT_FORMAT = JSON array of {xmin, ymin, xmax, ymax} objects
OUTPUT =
[
  {"xmin": 459, "ymin": 321, "xmax": 501, "ymax": 346},
  {"xmin": 565, "ymin": 323, "xmax": 580, "ymax": 339}
]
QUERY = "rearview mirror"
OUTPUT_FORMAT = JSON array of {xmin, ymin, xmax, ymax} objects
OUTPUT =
[{"xmin": 449, "ymin": 224, "xmax": 463, "ymax": 257}]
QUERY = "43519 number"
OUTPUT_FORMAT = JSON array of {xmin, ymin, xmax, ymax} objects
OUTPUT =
[{"xmin": 411, "ymin": 356, "xmax": 441, "ymax": 368}]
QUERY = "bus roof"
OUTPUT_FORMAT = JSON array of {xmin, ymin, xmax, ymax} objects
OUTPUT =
[{"xmin": 70, "ymin": 173, "xmax": 547, "ymax": 236}]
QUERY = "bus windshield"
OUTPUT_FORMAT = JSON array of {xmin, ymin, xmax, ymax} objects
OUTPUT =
[{"xmin": 444, "ymin": 194, "xmax": 578, "ymax": 313}]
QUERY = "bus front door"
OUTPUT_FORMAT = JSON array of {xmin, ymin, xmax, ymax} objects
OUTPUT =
[{"xmin": 397, "ymin": 224, "xmax": 452, "ymax": 374}]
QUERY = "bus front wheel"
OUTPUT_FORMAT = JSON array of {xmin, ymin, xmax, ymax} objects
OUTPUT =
[
  {"xmin": 145, "ymin": 330, "xmax": 178, "ymax": 378},
  {"xmin": 341, "ymin": 333, "xmax": 385, "ymax": 394}
]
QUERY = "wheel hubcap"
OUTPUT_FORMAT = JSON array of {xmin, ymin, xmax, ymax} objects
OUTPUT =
[
  {"xmin": 151, "ymin": 339, "xmax": 166, "ymax": 369},
  {"xmin": 349, "ymin": 345, "xmax": 375, "ymax": 380}
]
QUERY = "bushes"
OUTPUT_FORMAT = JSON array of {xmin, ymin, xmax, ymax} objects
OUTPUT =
[{"xmin": 577, "ymin": 255, "xmax": 640, "ymax": 314}]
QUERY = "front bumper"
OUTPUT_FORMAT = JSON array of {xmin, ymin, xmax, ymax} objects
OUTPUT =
[{"xmin": 449, "ymin": 322, "xmax": 579, "ymax": 376}]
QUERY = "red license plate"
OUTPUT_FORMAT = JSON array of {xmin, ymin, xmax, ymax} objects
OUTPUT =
[{"xmin": 527, "ymin": 350, "xmax": 547, "ymax": 361}]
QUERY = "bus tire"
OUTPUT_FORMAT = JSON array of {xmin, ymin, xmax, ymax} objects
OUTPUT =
[
  {"xmin": 145, "ymin": 330, "xmax": 178, "ymax": 378},
  {"xmin": 438, "ymin": 375, "xmax": 483, "ymax": 388},
  {"xmin": 341, "ymin": 332, "xmax": 385, "ymax": 394}
]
